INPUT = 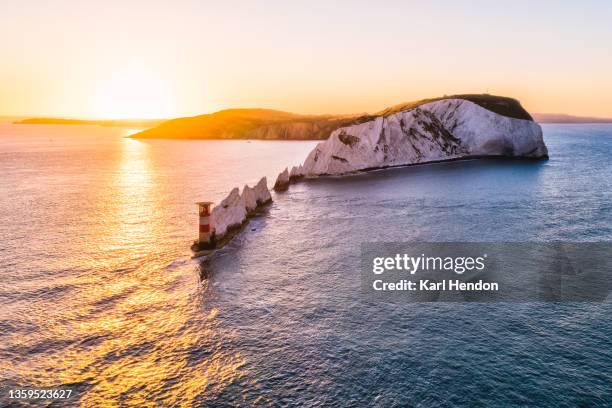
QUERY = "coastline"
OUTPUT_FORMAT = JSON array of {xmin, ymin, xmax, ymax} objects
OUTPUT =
[{"xmin": 305, "ymin": 154, "xmax": 550, "ymax": 178}]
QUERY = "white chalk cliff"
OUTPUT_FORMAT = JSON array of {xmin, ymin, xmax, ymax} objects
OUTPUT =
[
  {"xmin": 300, "ymin": 98, "xmax": 548, "ymax": 176},
  {"xmin": 210, "ymin": 188, "xmax": 246, "ymax": 238},
  {"xmin": 210, "ymin": 177, "xmax": 272, "ymax": 243}
]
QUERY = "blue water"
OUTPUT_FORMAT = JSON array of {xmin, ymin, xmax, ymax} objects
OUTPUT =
[{"xmin": 0, "ymin": 123, "xmax": 611, "ymax": 406}]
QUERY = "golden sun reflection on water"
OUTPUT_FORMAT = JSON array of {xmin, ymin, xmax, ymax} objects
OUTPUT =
[
  {"xmin": 106, "ymin": 138, "xmax": 156, "ymax": 251},
  {"xmin": 3, "ymin": 136, "xmax": 246, "ymax": 407}
]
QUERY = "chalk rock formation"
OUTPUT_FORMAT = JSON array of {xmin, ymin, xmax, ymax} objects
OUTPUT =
[
  {"xmin": 289, "ymin": 165, "xmax": 305, "ymax": 182},
  {"xmin": 253, "ymin": 177, "xmax": 272, "ymax": 205},
  {"xmin": 273, "ymin": 168, "xmax": 290, "ymax": 191},
  {"xmin": 300, "ymin": 98, "xmax": 548, "ymax": 176},
  {"xmin": 210, "ymin": 177, "xmax": 272, "ymax": 243},
  {"xmin": 242, "ymin": 177, "xmax": 273, "ymax": 214},
  {"xmin": 210, "ymin": 188, "xmax": 246, "ymax": 238},
  {"xmin": 241, "ymin": 185, "xmax": 258, "ymax": 214}
]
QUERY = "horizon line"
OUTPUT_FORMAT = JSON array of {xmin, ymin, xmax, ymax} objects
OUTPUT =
[{"xmin": 4, "ymin": 110, "xmax": 612, "ymax": 122}]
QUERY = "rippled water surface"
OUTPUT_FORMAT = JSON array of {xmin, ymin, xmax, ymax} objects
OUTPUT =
[{"xmin": 1, "ymin": 122, "xmax": 611, "ymax": 407}]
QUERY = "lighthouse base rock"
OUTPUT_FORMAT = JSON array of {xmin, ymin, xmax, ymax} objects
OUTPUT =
[
  {"xmin": 299, "ymin": 97, "xmax": 548, "ymax": 176},
  {"xmin": 193, "ymin": 177, "xmax": 272, "ymax": 253}
]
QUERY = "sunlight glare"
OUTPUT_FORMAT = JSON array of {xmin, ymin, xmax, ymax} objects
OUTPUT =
[{"xmin": 92, "ymin": 61, "xmax": 175, "ymax": 119}]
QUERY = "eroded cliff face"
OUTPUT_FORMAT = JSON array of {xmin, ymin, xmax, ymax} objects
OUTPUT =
[
  {"xmin": 244, "ymin": 121, "xmax": 349, "ymax": 140},
  {"xmin": 209, "ymin": 177, "xmax": 272, "ymax": 243},
  {"xmin": 273, "ymin": 168, "xmax": 290, "ymax": 192},
  {"xmin": 300, "ymin": 99, "xmax": 548, "ymax": 176}
]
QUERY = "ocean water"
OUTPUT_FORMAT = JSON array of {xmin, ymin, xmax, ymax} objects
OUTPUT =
[{"xmin": 0, "ymin": 122, "xmax": 610, "ymax": 407}]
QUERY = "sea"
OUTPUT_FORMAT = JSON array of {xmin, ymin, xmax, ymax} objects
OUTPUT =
[{"xmin": 0, "ymin": 121, "xmax": 610, "ymax": 407}]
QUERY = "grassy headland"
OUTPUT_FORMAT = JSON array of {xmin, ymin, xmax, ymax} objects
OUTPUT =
[{"xmin": 130, "ymin": 94, "xmax": 534, "ymax": 140}]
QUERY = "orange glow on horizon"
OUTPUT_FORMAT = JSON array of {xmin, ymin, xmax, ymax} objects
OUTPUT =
[{"xmin": 1, "ymin": 2, "xmax": 611, "ymax": 119}]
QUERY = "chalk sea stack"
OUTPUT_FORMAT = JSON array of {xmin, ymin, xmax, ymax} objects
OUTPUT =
[
  {"xmin": 192, "ymin": 177, "xmax": 272, "ymax": 253},
  {"xmin": 241, "ymin": 177, "xmax": 272, "ymax": 215},
  {"xmin": 289, "ymin": 165, "xmax": 305, "ymax": 182},
  {"xmin": 300, "ymin": 95, "xmax": 548, "ymax": 176},
  {"xmin": 273, "ymin": 168, "xmax": 290, "ymax": 192}
]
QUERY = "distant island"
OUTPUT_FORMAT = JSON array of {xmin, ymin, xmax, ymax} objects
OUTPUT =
[
  {"xmin": 14, "ymin": 117, "xmax": 166, "ymax": 128},
  {"xmin": 532, "ymin": 113, "xmax": 612, "ymax": 124}
]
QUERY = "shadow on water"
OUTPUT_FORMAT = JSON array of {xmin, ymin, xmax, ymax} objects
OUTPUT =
[
  {"xmin": 303, "ymin": 158, "xmax": 548, "ymax": 188},
  {"xmin": 196, "ymin": 257, "xmax": 212, "ymax": 281},
  {"xmin": 295, "ymin": 159, "xmax": 549, "ymax": 211}
]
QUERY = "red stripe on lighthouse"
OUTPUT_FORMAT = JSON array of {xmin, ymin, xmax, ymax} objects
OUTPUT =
[{"xmin": 199, "ymin": 224, "xmax": 210, "ymax": 233}]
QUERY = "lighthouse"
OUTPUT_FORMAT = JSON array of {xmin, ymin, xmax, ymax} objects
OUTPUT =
[{"xmin": 196, "ymin": 201, "xmax": 215, "ymax": 249}]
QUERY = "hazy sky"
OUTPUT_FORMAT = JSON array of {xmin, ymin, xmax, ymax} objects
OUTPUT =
[{"xmin": 1, "ymin": 0, "xmax": 611, "ymax": 118}]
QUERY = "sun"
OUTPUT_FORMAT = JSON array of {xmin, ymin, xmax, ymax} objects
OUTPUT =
[{"xmin": 92, "ymin": 61, "xmax": 176, "ymax": 119}]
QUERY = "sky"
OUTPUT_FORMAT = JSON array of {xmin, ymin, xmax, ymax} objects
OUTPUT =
[{"xmin": 1, "ymin": 0, "xmax": 611, "ymax": 119}]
